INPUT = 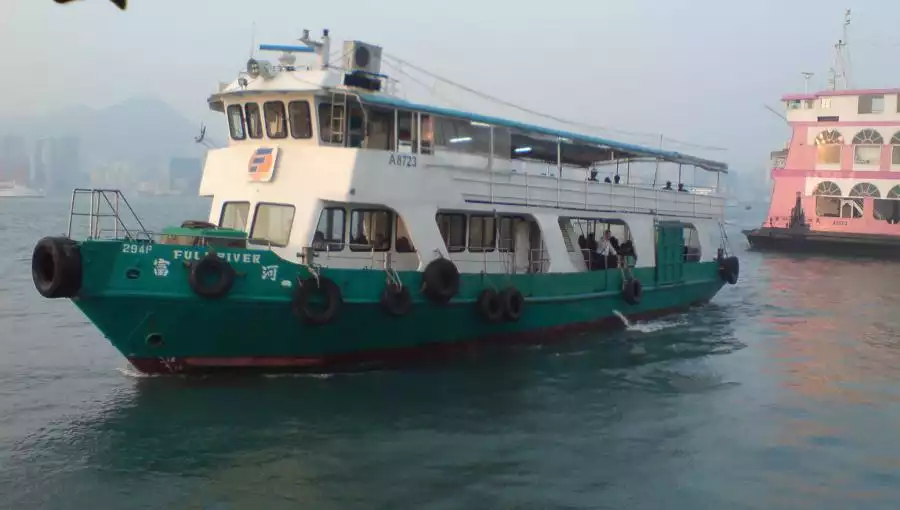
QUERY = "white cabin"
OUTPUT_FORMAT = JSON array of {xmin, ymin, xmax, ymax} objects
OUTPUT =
[{"xmin": 199, "ymin": 30, "xmax": 729, "ymax": 275}]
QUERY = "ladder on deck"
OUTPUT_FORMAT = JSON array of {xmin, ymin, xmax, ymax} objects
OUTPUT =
[{"xmin": 329, "ymin": 91, "xmax": 347, "ymax": 145}]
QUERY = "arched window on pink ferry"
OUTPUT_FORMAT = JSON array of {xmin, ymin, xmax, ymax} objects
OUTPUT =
[
  {"xmin": 815, "ymin": 129, "xmax": 843, "ymax": 164},
  {"xmin": 846, "ymin": 182, "xmax": 880, "ymax": 220},
  {"xmin": 851, "ymin": 129, "xmax": 884, "ymax": 165},
  {"xmin": 873, "ymin": 185, "xmax": 900, "ymax": 224},
  {"xmin": 890, "ymin": 132, "xmax": 900, "ymax": 166},
  {"xmin": 813, "ymin": 181, "xmax": 842, "ymax": 218}
]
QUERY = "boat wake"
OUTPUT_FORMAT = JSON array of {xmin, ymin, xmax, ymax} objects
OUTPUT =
[{"xmin": 612, "ymin": 310, "xmax": 688, "ymax": 334}]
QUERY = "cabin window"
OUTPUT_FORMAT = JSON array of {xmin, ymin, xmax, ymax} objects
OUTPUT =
[
  {"xmin": 421, "ymin": 114, "xmax": 434, "ymax": 155},
  {"xmin": 349, "ymin": 209, "xmax": 392, "ymax": 251},
  {"xmin": 436, "ymin": 213, "xmax": 466, "ymax": 252},
  {"xmin": 468, "ymin": 216, "xmax": 496, "ymax": 252},
  {"xmin": 227, "ymin": 105, "xmax": 246, "ymax": 140},
  {"xmin": 313, "ymin": 207, "xmax": 345, "ymax": 251},
  {"xmin": 396, "ymin": 111, "xmax": 418, "ymax": 153},
  {"xmin": 493, "ymin": 126, "xmax": 512, "ymax": 161},
  {"xmin": 264, "ymin": 101, "xmax": 287, "ymax": 139},
  {"xmin": 852, "ymin": 129, "xmax": 883, "ymax": 165},
  {"xmin": 318, "ymin": 102, "xmax": 346, "ymax": 145},
  {"xmin": 288, "ymin": 101, "xmax": 312, "ymax": 139},
  {"xmin": 245, "ymin": 103, "xmax": 263, "ymax": 139},
  {"xmin": 815, "ymin": 129, "xmax": 842, "ymax": 164},
  {"xmin": 219, "ymin": 201, "xmax": 251, "ymax": 231},
  {"xmin": 434, "ymin": 117, "xmax": 490, "ymax": 155},
  {"xmin": 683, "ymin": 224, "xmax": 702, "ymax": 262},
  {"xmin": 858, "ymin": 94, "xmax": 885, "ymax": 114},
  {"xmin": 395, "ymin": 215, "xmax": 415, "ymax": 253},
  {"xmin": 249, "ymin": 203, "xmax": 295, "ymax": 247},
  {"xmin": 891, "ymin": 132, "xmax": 900, "ymax": 165},
  {"xmin": 498, "ymin": 216, "xmax": 516, "ymax": 252}
]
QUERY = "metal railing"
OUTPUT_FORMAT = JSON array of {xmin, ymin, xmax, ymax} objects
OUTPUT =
[{"xmin": 67, "ymin": 188, "xmax": 151, "ymax": 241}]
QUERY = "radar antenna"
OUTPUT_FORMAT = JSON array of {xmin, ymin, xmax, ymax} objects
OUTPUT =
[{"xmin": 828, "ymin": 9, "xmax": 852, "ymax": 90}]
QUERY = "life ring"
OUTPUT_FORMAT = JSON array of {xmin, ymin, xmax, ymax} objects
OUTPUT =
[
  {"xmin": 31, "ymin": 236, "xmax": 82, "ymax": 299},
  {"xmin": 476, "ymin": 288, "xmax": 504, "ymax": 323},
  {"xmin": 421, "ymin": 258, "xmax": 460, "ymax": 305},
  {"xmin": 188, "ymin": 252, "xmax": 236, "ymax": 299},
  {"xmin": 381, "ymin": 282, "xmax": 412, "ymax": 317},
  {"xmin": 718, "ymin": 256, "xmax": 739, "ymax": 285},
  {"xmin": 622, "ymin": 278, "xmax": 642, "ymax": 305},
  {"xmin": 499, "ymin": 287, "xmax": 524, "ymax": 322},
  {"xmin": 293, "ymin": 276, "xmax": 342, "ymax": 325}
]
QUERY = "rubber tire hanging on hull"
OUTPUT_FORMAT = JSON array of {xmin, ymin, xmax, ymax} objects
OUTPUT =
[
  {"xmin": 381, "ymin": 282, "xmax": 412, "ymax": 317},
  {"xmin": 421, "ymin": 258, "xmax": 460, "ymax": 305},
  {"xmin": 31, "ymin": 236, "xmax": 82, "ymax": 299},
  {"xmin": 622, "ymin": 278, "xmax": 642, "ymax": 305},
  {"xmin": 293, "ymin": 277, "xmax": 343, "ymax": 325},
  {"xmin": 188, "ymin": 253, "xmax": 236, "ymax": 299},
  {"xmin": 476, "ymin": 288, "xmax": 504, "ymax": 323},
  {"xmin": 719, "ymin": 256, "xmax": 739, "ymax": 285},
  {"xmin": 499, "ymin": 287, "xmax": 524, "ymax": 322}
]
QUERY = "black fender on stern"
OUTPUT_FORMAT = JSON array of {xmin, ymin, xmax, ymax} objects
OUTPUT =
[
  {"xmin": 381, "ymin": 282, "xmax": 412, "ymax": 317},
  {"xmin": 718, "ymin": 256, "xmax": 739, "ymax": 285},
  {"xmin": 499, "ymin": 287, "xmax": 524, "ymax": 322},
  {"xmin": 476, "ymin": 288, "xmax": 504, "ymax": 323},
  {"xmin": 32, "ymin": 236, "xmax": 82, "ymax": 299},
  {"xmin": 293, "ymin": 276, "xmax": 343, "ymax": 325},
  {"xmin": 622, "ymin": 277, "xmax": 642, "ymax": 305}
]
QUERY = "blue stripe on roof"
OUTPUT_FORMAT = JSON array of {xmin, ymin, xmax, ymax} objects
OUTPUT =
[
  {"xmin": 259, "ymin": 44, "xmax": 315, "ymax": 53},
  {"xmin": 356, "ymin": 93, "xmax": 728, "ymax": 173}
]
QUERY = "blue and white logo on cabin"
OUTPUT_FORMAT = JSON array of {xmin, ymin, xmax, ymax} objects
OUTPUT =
[{"xmin": 247, "ymin": 147, "xmax": 279, "ymax": 182}]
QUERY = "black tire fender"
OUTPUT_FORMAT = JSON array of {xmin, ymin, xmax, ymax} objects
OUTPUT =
[
  {"xmin": 719, "ymin": 256, "xmax": 739, "ymax": 285},
  {"xmin": 293, "ymin": 276, "xmax": 342, "ymax": 325},
  {"xmin": 499, "ymin": 287, "xmax": 524, "ymax": 322},
  {"xmin": 188, "ymin": 253, "xmax": 236, "ymax": 299},
  {"xmin": 32, "ymin": 236, "xmax": 82, "ymax": 299},
  {"xmin": 476, "ymin": 288, "xmax": 504, "ymax": 323},
  {"xmin": 421, "ymin": 258, "xmax": 460, "ymax": 305},
  {"xmin": 622, "ymin": 278, "xmax": 642, "ymax": 305},
  {"xmin": 381, "ymin": 282, "xmax": 412, "ymax": 317}
]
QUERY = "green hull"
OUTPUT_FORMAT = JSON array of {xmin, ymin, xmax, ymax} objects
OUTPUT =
[{"xmin": 58, "ymin": 239, "xmax": 730, "ymax": 374}]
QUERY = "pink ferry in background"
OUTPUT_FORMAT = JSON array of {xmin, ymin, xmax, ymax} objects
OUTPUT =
[{"xmin": 745, "ymin": 10, "xmax": 900, "ymax": 257}]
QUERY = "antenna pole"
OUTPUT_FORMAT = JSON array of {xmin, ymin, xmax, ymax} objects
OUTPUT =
[
  {"xmin": 829, "ymin": 9, "xmax": 852, "ymax": 90},
  {"xmin": 801, "ymin": 72, "xmax": 814, "ymax": 93}
]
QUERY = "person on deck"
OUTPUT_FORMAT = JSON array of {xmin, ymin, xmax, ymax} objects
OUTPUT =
[
  {"xmin": 664, "ymin": 181, "xmax": 673, "ymax": 190},
  {"xmin": 595, "ymin": 230, "xmax": 618, "ymax": 269}
]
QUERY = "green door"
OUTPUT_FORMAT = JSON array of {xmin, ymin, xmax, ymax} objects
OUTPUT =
[{"xmin": 656, "ymin": 224, "xmax": 685, "ymax": 285}]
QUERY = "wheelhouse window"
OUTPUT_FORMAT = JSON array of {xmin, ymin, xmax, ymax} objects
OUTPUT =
[
  {"xmin": 395, "ymin": 215, "xmax": 415, "ymax": 253},
  {"xmin": 468, "ymin": 215, "xmax": 496, "ymax": 252},
  {"xmin": 396, "ymin": 111, "xmax": 418, "ymax": 153},
  {"xmin": 349, "ymin": 209, "xmax": 392, "ymax": 251},
  {"xmin": 873, "ymin": 186, "xmax": 900, "ymax": 224},
  {"xmin": 683, "ymin": 224, "xmax": 702, "ymax": 262},
  {"xmin": 289, "ymin": 101, "xmax": 312, "ymax": 139},
  {"xmin": 891, "ymin": 132, "xmax": 900, "ymax": 165},
  {"xmin": 815, "ymin": 129, "xmax": 843, "ymax": 164},
  {"xmin": 219, "ymin": 201, "xmax": 251, "ymax": 231},
  {"xmin": 434, "ymin": 117, "xmax": 491, "ymax": 155},
  {"xmin": 227, "ymin": 105, "xmax": 246, "ymax": 140},
  {"xmin": 314, "ymin": 207, "xmax": 345, "ymax": 251},
  {"xmin": 366, "ymin": 107, "xmax": 394, "ymax": 151},
  {"xmin": 264, "ymin": 101, "xmax": 287, "ymax": 139},
  {"xmin": 245, "ymin": 103, "xmax": 263, "ymax": 139},
  {"xmin": 249, "ymin": 203, "xmax": 295, "ymax": 247},
  {"xmin": 421, "ymin": 114, "xmax": 434, "ymax": 155},
  {"xmin": 436, "ymin": 213, "xmax": 466, "ymax": 252}
]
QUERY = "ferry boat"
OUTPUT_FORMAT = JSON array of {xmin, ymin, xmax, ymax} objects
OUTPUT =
[
  {"xmin": 29, "ymin": 30, "xmax": 739, "ymax": 374},
  {"xmin": 744, "ymin": 10, "xmax": 900, "ymax": 257}
]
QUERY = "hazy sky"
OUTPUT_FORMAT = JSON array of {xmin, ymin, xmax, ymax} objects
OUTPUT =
[{"xmin": 3, "ymin": 0, "xmax": 900, "ymax": 177}]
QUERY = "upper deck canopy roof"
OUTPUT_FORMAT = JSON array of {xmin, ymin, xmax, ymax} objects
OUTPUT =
[
  {"xmin": 782, "ymin": 88, "xmax": 900, "ymax": 102},
  {"xmin": 356, "ymin": 93, "xmax": 728, "ymax": 173}
]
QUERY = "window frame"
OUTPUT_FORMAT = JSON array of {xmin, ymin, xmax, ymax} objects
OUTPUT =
[
  {"xmin": 248, "ymin": 202, "xmax": 296, "ymax": 247},
  {"xmin": 263, "ymin": 100, "xmax": 288, "ymax": 139},
  {"xmin": 436, "ymin": 213, "xmax": 467, "ymax": 253},
  {"xmin": 314, "ymin": 206, "xmax": 347, "ymax": 251},
  {"xmin": 348, "ymin": 208, "xmax": 393, "ymax": 252},
  {"xmin": 218, "ymin": 201, "xmax": 251, "ymax": 231},
  {"xmin": 227, "ymin": 104, "xmax": 246, "ymax": 140},
  {"xmin": 245, "ymin": 102, "xmax": 263, "ymax": 139},
  {"xmin": 288, "ymin": 100, "xmax": 313, "ymax": 139},
  {"xmin": 497, "ymin": 216, "xmax": 518, "ymax": 253},
  {"xmin": 467, "ymin": 215, "xmax": 497, "ymax": 253},
  {"xmin": 395, "ymin": 214, "xmax": 416, "ymax": 253}
]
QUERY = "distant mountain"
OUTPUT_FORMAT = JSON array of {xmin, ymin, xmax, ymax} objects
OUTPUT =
[{"xmin": 0, "ymin": 95, "xmax": 223, "ymax": 175}]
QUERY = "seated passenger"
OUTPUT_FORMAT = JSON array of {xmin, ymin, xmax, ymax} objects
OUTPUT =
[
  {"xmin": 373, "ymin": 233, "xmax": 390, "ymax": 251},
  {"xmin": 396, "ymin": 237, "xmax": 413, "ymax": 253},
  {"xmin": 663, "ymin": 181, "xmax": 673, "ymax": 190},
  {"xmin": 613, "ymin": 174, "xmax": 621, "ymax": 184},
  {"xmin": 678, "ymin": 183, "xmax": 688, "ymax": 192},
  {"xmin": 604, "ymin": 176, "xmax": 612, "ymax": 183}
]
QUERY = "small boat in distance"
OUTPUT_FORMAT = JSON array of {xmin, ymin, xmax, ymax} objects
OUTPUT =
[
  {"xmin": 30, "ymin": 29, "xmax": 739, "ymax": 374},
  {"xmin": 745, "ymin": 10, "xmax": 900, "ymax": 258},
  {"xmin": 0, "ymin": 181, "xmax": 44, "ymax": 198}
]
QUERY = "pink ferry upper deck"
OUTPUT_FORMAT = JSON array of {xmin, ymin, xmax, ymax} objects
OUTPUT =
[{"xmin": 764, "ymin": 88, "xmax": 900, "ymax": 235}]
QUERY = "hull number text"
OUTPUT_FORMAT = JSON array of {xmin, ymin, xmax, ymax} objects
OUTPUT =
[
  {"xmin": 122, "ymin": 243, "xmax": 152, "ymax": 254},
  {"xmin": 832, "ymin": 220, "xmax": 848, "ymax": 226},
  {"xmin": 388, "ymin": 153, "xmax": 417, "ymax": 168}
]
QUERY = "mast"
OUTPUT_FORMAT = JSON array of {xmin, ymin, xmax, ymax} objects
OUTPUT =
[{"xmin": 828, "ymin": 9, "xmax": 852, "ymax": 90}]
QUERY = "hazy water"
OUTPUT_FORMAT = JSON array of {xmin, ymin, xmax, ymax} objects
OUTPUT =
[{"xmin": 2, "ymin": 198, "xmax": 900, "ymax": 509}]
